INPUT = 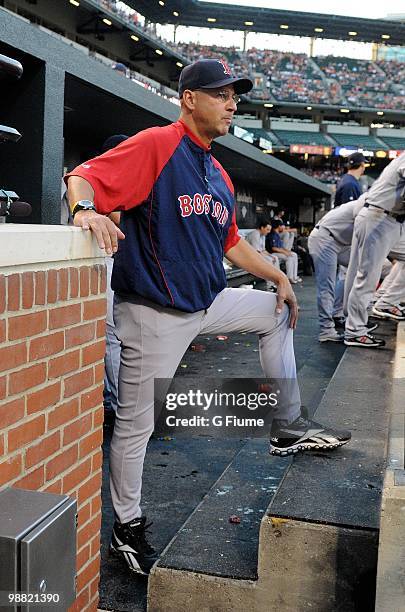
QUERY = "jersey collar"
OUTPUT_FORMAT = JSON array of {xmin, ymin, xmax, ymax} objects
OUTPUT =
[{"xmin": 178, "ymin": 119, "xmax": 211, "ymax": 152}]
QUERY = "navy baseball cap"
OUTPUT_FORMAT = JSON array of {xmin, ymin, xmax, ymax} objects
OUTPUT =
[
  {"xmin": 347, "ymin": 152, "xmax": 366, "ymax": 166},
  {"xmin": 178, "ymin": 59, "xmax": 253, "ymax": 97}
]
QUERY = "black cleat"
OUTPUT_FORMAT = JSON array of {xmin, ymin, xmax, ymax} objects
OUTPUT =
[
  {"xmin": 335, "ymin": 316, "xmax": 378, "ymax": 332},
  {"xmin": 344, "ymin": 334, "xmax": 385, "ymax": 348},
  {"xmin": 333, "ymin": 316, "xmax": 346, "ymax": 329},
  {"xmin": 110, "ymin": 516, "xmax": 158, "ymax": 575},
  {"xmin": 372, "ymin": 306, "xmax": 405, "ymax": 321},
  {"xmin": 269, "ymin": 408, "xmax": 351, "ymax": 456},
  {"xmin": 366, "ymin": 321, "xmax": 378, "ymax": 333}
]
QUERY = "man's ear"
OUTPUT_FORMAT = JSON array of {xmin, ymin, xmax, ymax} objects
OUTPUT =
[{"xmin": 181, "ymin": 90, "xmax": 196, "ymax": 111}]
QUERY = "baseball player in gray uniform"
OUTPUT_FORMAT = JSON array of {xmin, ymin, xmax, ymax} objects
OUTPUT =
[
  {"xmin": 308, "ymin": 194, "xmax": 367, "ymax": 342},
  {"xmin": 246, "ymin": 220, "xmax": 280, "ymax": 290},
  {"xmin": 344, "ymin": 153, "xmax": 405, "ymax": 347}
]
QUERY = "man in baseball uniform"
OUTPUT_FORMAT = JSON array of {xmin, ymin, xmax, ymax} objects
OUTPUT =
[
  {"xmin": 273, "ymin": 208, "xmax": 297, "ymax": 249},
  {"xmin": 266, "ymin": 219, "xmax": 302, "ymax": 284},
  {"xmin": 334, "ymin": 152, "xmax": 366, "ymax": 207},
  {"xmin": 308, "ymin": 194, "xmax": 368, "ymax": 342},
  {"xmin": 65, "ymin": 59, "xmax": 351, "ymax": 575},
  {"xmin": 344, "ymin": 153, "xmax": 405, "ymax": 347},
  {"xmin": 246, "ymin": 219, "xmax": 280, "ymax": 290}
]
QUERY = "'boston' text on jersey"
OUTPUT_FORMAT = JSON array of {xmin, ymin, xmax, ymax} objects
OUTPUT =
[{"xmin": 178, "ymin": 193, "xmax": 229, "ymax": 226}]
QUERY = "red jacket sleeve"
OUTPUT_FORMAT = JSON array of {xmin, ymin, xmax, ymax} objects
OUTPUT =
[
  {"xmin": 64, "ymin": 123, "xmax": 182, "ymax": 215},
  {"xmin": 211, "ymin": 156, "xmax": 241, "ymax": 253},
  {"xmin": 224, "ymin": 209, "xmax": 240, "ymax": 253}
]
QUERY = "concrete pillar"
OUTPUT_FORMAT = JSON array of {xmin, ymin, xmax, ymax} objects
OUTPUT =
[
  {"xmin": 0, "ymin": 60, "xmax": 64, "ymax": 225},
  {"xmin": 309, "ymin": 37, "xmax": 315, "ymax": 58}
]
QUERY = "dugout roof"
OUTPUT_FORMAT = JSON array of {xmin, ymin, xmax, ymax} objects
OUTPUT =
[{"xmin": 127, "ymin": 0, "xmax": 405, "ymax": 46}]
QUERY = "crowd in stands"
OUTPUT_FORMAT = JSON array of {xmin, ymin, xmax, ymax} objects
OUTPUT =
[
  {"xmin": 248, "ymin": 49, "xmax": 329, "ymax": 104},
  {"xmin": 315, "ymin": 56, "xmax": 403, "ymax": 109},
  {"xmin": 375, "ymin": 60, "xmax": 405, "ymax": 96},
  {"xmin": 61, "ymin": 0, "xmax": 405, "ymax": 111},
  {"xmin": 172, "ymin": 43, "xmax": 405, "ymax": 110},
  {"xmin": 96, "ymin": 0, "xmax": 140, "ymax": 25},
  {"xmin": 111, "ymin": 62, "xmax": 180, "ymax": 106},
  {"xmin": 301, "ymin": 168, "xmax": 341, "ymax": 184}
]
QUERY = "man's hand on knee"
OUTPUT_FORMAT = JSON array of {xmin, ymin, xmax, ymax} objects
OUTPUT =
[{"xmin": 275, "ymin": 276, "xmax": 298, "ymax": 329}]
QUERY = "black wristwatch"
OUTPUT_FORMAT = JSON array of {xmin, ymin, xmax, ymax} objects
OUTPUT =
[{"xmin": 72, "ymin": 199, "xmax": 97, "ymax": 217}]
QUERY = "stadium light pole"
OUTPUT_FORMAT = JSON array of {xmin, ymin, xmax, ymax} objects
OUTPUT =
[
  {"xmin": 309, "ymin": 37, "xmax": 315, "ymax": 58},
  {"xmin": 243, "ymin": 30, "xmax": 249, "ymax": 52}
]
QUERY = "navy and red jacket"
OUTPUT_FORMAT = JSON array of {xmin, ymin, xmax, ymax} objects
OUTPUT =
[{"xmin": 65, "ymin": 120, "xmax": 240, "ymax": 312}]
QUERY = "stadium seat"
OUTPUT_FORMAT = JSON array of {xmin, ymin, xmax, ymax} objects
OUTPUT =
[
  {"xmin": 329, "ymin": 133, "xmax": 388, "ymax": 150},
  {"xmin": 272, "ymin": 130, "xmax": 332, "ymax": 146},
  {"xmin": 380, "ymin": 136, "xmax": 405, "ymax": 150}
]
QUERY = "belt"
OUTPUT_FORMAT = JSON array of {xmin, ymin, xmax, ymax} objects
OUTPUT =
[
  {"xmin": 364, "ymin": 203, "xmax": 405, "ymax": 223},
  {"xmin": 315, "ymin": 225, "xmax": 339, "ymax": 241}
]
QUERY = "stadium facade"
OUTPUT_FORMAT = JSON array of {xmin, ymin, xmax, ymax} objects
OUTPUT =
[{"xmin": 1, "ymin": 0, "xmax": 405, "ymax": 227}]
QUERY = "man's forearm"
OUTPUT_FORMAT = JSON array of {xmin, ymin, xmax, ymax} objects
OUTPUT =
[
  {"xmin": 225, "ymin": 239, "xmax": 286, "ymax": 283},
  {"xmin": 272, "ymin": 246, "xmax": 290, "ymax": 256},
  {"xmin": 66, "ymin": 176, "xmax": 95, "ymax": 213}
]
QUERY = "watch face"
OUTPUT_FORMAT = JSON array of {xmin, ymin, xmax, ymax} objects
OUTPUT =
[{"xmin": 73, "ymin": 200, "xmax": 96, "ymax": 216}]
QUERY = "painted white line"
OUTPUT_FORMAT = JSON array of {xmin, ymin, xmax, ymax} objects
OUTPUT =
[{"xmin": 393, "ymin": 322, "xmax": 405, "ymax": 379}]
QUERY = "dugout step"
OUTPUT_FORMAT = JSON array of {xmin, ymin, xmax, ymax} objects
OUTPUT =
[
  {"xmin": 262, "ymin": 318, "xmax": 397, "ymax": 612},
  {"xmin": 375, "ymin": 322, "xmax": 405, "ymax": 612},
  {"xmin": 148, "ymin": 320, "xmax": 397, "ymax": 612}
]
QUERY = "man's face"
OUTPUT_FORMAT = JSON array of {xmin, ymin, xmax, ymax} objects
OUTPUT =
[
  {"xmin": 260, "ymin": 224, "xmax": 271, "ymax": 236},
  {"xmin": 359, "ymin": 162, "xmax": 366, "ymax": 176},
  {"xmin": 276, "ymin": 224, "xmax": 285, "ymax": 234},
  {"xmin": 191, "ymin": 85, "xmax": 238, "ymax": 139}
]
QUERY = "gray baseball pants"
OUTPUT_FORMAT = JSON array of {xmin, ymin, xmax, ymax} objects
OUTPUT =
[
  {"xmin": 333, "ymin": 265, "xmax": 348, "ymax": 319},
  {"xmin": 110, "ymin": 288, "xmax": 301, "ymax": 522},
  {"xmin": 275, "ymin": 252, "xmax": 298, "ymax": 281},
  {"xmin": 344, "ymin": 207, "xmax": 404, "ymax": 338},
  {"xmin": 375, "ymin": 261, "xmax": 405, "ymax": 309},
  {"xmin": 374, "ymin": 235, "xmax": 405, "ymax": 309},
  {"xmin": 308, "ymin": 227, "xmax": 350, "ymax": 333},
  {"xmin": 263, "ymin": 254, "xmax": 280, "ymax": 289},
  {"xmin": 104, "ymin": 256, "xmax": 120, "ymax": 412},
  {"xmin": 281, "ymin": 231, "xmax": 295, "ymax": 250}
]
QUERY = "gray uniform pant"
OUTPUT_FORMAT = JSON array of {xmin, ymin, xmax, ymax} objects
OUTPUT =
[
  {"xmin": 110, "ymin": 288, "xmax": 301, "ymax": 522},
  {"xmin": 374, "ymin": 235, "xmax": 405, "ymax": 308},
  {"xmin": 308, "ymin": 227, "xmax": 350, "ymax": 333},
  {"xmin": 281, "ymin": 231, "xmax": 295, "ymax": 250},
  {"xmin": 344, "ymin": 207, "xmax": 404, "ymax": 338},
  {"xmin": 263, "ymin": 253, "xmax": 280, "ymax": 289},
  {"xmin": 274, "ymin": 252, "xmax": 298, "ymax": 281},
  {"xmin": 104, "ymin": 256, "xmax": 120, "ymax": 412},
  {"xmin": 375, "ymin": 261, "xmax": 405, "ymax": 309},
  {"xmin": 333, "ymin": 266, "xmax": 348, "ymax": 319}
]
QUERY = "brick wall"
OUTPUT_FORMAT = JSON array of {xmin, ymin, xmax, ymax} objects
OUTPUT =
[{"xmin": 0, "ymin": 226, "xmax": 107, "ymax": 612}]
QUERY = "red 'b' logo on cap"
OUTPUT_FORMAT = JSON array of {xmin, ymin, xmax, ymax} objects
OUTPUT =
[{"xmin": 217, "ymin": 59, "xmax": 232, "ymax": 76}]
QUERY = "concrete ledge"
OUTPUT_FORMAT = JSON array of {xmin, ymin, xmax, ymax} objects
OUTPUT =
[
  {"xmin": 258, "ymin": 517, "xmax": 378, "ymax": 612},
  {"xmin": 257, "ymin": 321, "xmax": 397, "ymax": 611},
  {"xmin": 149, "ymin": 568, "xmax": 256, "ymax": 612},
  {"xmin": 0, "ymin": 224, "xmax": 106, "ymax": 268},
  {"xmin": 375, "ymin": 322, "xmax": 405, "ymax": 612}
]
